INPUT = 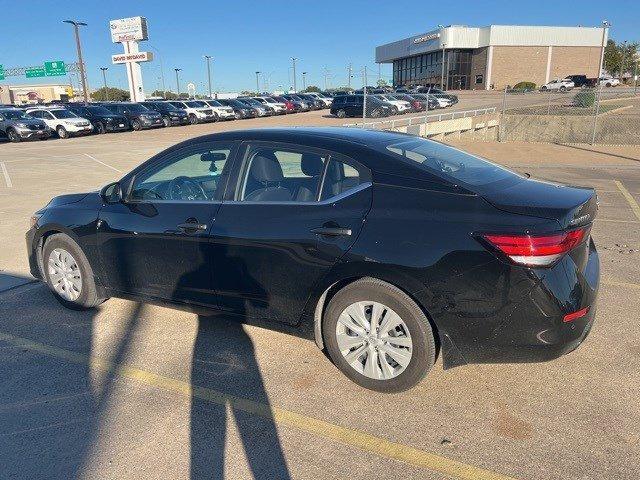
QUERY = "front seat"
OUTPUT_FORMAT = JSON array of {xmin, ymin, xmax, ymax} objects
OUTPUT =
[
  {"xmin": 295, "ymin": 153, "xmax": 325, "ymax": 202},
  {"xmin": 244, "ymin": 154, "xmax": 292, "ymax": 201}
]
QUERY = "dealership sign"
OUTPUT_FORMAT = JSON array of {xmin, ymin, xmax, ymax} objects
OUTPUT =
[
  {"xmin": 112, "ymin": 51, "xmax": 154, "ymax": 64},
  {"xmin": 109, "ymin": 16, "xmax": 148, "ymax": 43},
  {"xmin": 413, "ymin": 33, "xmax": 440, "ymax": 44}
]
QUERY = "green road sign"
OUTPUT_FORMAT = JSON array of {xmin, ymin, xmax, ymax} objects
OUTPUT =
[
  {"xmin": 25, "ymin": 67, "xmax": 46, "ymax": 78},
  {"xmin": 44, "ymin": 61, "xmax": 66, "ymax": 76},
  {"xmin": 0, "ymin": 65, "xmax": 4, "ymax": 81}
]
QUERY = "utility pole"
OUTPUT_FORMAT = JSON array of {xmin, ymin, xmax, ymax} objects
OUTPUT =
[
  {"xmin": 291, "ymin": 57, "xmax": 297, "ymax": 92},
  {"xmin": 323, "ymin": 67, "xmax": 330, "ymax": 90},
  {"xmin": 620, "ymin": 40, "xmax": 628, "ymax": 81},
  {"xmin": 63, "ymin": 20, "xmax": 89, "ymax": 103},
  {"xmin": 347, "ymin": 63, "xmax": 352, "ymax": 89},
  {"xmin": 255, "ymin": 71, "xmax": 261, "ymax": 94},
  {"xmin": 204, "ymin": 55, "xmax": 213, "ymax": 98},
  {"xmin": 302, "ymin": 71, "xmax": 307, "ymax": 91},
  {"xmin": 440, "ymin": 42, "xmax": 447, "ymax": 90},
  {"xmin": 100, "ymin": 67, "xmax": 109, "ymax": 100},
  {"xmin": 174, "ymin": 68, "xmax": 182, "ymax": 98},
  {"xmin": 378, "ymin": 63, "xmax": 381, "ymax": 85}
]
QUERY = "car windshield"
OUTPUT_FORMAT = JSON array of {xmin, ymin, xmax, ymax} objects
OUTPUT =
[
  {"xmin": 186, "ymin": 101, "xmax": 206, "ymax": 108},
  {"xmin": 381, "ymin": 137, "xmax": 520, "ymax": 189},
  {"xmin": 206, "ymin": 100, "xmax": 222, "ymax": 107},
  {"xmin": 51, "ymin": 110, "xmax": 78, "ymax": 119},
  {"xmin": 87, "ymin": 106, "xmax": 114, "ymax": 115},
  {"xmin": 1, "ymin": 110, "xmax": 27, "ymax": 120},
  {"xmin": 127, "ymin": 104, "xmax": 149, "ymax": 113}
]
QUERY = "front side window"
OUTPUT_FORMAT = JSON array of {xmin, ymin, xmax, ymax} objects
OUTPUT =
[
  {"xmin": 238, "ymin": 146, "xmax": 329, "ymax": 203},
  {"xmin": 129, "ymin": 143, "xmax": 233, "ymax": 202}
]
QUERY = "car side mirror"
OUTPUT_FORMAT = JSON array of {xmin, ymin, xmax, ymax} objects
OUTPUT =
[{"xmin": 100, "ymin": 181, "xmax": 123, "ymax": 204}]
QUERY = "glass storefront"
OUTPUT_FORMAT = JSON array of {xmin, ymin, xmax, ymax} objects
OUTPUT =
[{"xmin": 393, "ymin": 49, "xmax": 473, "ymax": 90}]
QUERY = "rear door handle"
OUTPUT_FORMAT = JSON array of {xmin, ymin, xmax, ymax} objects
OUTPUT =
[
  {"xmin": 311, "ymin": 227, "xmax": 352, "ymax": 237},
  {"xmin": 177, "ymin": 222, "xmax": 207, "ymax": 231}
]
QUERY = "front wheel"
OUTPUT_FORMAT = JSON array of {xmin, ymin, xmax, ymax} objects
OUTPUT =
[
  {"xmin": 541, "ymin": 86, "xmax": 548, "ymax": 92},
  {"xmin": 96, "ymin": 122, "xmax": 106, "ymax": 134},
  {"xmin": 163, "ymin": 116, "xmax": 171, "ymax": 127},
  {"xmin": 322, "ymin": 278, "xmax": 436, "ymax": 393},
  {"xmin": 56, "ymin": 126, "xmax": 69, "ymax": 139},
  {"xmin": 7, "ymin": 128, "xmax": 21, "ymax": 142},
  {"xmin": 188, "ymin": 114, "xmax": 198, "ymax": 125},
  {"xmin": 42, "ymin": 234, "xmax": 108, "ymax": 310},
  {"xmin": 559, "ymin": 86, "xmax": 567, "ymax": 92},
  {"xmin": 335, "ymin": 109, "xmax": 347, "ymax": 118},
  {"xmin": 131, "ymin": 119, "xmax": 142, "ymax": 131}
]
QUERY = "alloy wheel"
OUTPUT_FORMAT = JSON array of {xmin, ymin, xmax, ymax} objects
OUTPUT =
[
  {"xmin": 48, "ymin": 248, "xmax": 82, "ymax": 301},
  {"xmin": 335, "ymin": 301, "xmax": 413, "ymax": 380}
]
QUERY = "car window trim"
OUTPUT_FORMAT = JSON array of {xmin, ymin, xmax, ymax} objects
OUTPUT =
[{"xmin": 124, "ymin": 140, "xmax": 239, "ymax": 204}]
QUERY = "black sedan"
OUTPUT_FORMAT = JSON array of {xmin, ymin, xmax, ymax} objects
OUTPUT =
[
  {"xmin": 64, "ymin": 103, "xmax": 129, "ymax": 134},
  {"xmin": 26, "ymin": 128, "xmax": 599, "ymax": 392},
  {"xmin": 140, "ymin": 101, "xmax": 189, "ymax": 127}
]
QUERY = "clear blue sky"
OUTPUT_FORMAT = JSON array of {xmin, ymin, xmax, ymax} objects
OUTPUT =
[{"xmin": 1, "ymin": 0, "xmax": 638, "ymax": 94}]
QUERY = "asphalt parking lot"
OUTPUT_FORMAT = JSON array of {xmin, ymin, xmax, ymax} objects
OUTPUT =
[{"xmin": 1, "ymin": 112, "xmax": 639, "ymax": 479}]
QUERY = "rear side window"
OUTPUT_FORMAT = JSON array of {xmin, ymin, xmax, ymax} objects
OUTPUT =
[
  {"xmin": 382, "ymin": 137, "xmax": 519, "ymax": 189},
  {"xmin": 320, "ymin": 157, "xmax": 371, "ymax": 201}
]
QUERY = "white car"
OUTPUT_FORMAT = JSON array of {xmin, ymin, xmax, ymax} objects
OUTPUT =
[
  {"xmin": 599, "ymin": 77, "xmax": 620, "ymax": 87},
  {"xmin": 254, "ymin": 96, "xmax": 287, "ymax": 114},
  {"xmin": 305, "ymin": 92, "xmax": 332, "ymax": 107},
  {"xmin": 168, "ymin": 100, "xmax": 217, "ymax": 124},
  {"xmin": 540, "ymin": 79, "xmax": 575, "ymax": 92},
  {"xmin": 376, "ymin": 94, "xmax": 412, "ymax": 113},
  {"xmin": 202, "ymin": 100, "xmax": 236, "ymax": 120},
  {"xmin": 26, "ymin": 108, "xmax": 93, "ymax": 139}
]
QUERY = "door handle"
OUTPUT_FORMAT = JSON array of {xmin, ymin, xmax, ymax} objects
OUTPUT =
[
  {"xmin": 310, "ymin": 226, "xmax": 352, "ymax": 237},
  {"xmin": 177, "ymin": 222, "xmax": 207, "ymax": 231}
]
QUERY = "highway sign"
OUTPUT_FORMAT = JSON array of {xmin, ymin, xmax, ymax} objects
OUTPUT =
[
  {"xmin": 25, "ymin": 67, "xmax": 46, "ymax": 78},
  {"xmin": 44, "ymin": 61, "xmax": 66, "ymax": 76},
  {"xmin": 0, "ymin": 65, "xmax": 4, "ymax": 81}
]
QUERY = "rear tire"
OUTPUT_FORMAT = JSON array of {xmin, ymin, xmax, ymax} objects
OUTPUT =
[
  {"xmin": 322, "ymin": 278, "xmax": 436, "ymax": 393},
  {"xmin": 42, "ymin": 233, "xmax": 107, "ymax": 310}
]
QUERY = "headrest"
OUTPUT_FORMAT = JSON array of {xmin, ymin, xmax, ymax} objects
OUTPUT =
[
  {"xmin": 250, "ymin": 155, "xmax": 284, "ymax": 182},
  {"xmin": 301, "ymin": 153, "xmax": 324, "ymax": 176}
]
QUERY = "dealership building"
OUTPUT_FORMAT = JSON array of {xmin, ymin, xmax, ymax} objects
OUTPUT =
[{"xmin": 375, "ymin": 25, "xmax": 607, "ymax": 90}]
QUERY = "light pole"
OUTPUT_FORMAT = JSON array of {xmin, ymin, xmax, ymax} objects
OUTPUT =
[
  {"xmin": 592, "ymin": 20, "xmax": 610, "ymax": 145},
  {"xmin": 174, "ymin": 68, "xmax": 182, "ymax": 98},
  {"xmin": 100, "ymin": 67, "xmax": 108, "ymax": 100},
  {"xmin": 302, "ymin": 72, "xmax": 307, "ymax": 91},
  {"xmin": 347, "ymin": 63, "xmax": 352, "ymax": 89},
  {"xmin": 440, "ymin": 42, "xmax": 447, "ymax": 90},
  {"xmin": 63, "ymin": 20, "xmax": 89, "ymax": 103},
  {"xmin": 620, "ymin": 40, "xmax": 628, "ymax": 81},
  {"xmin": 291, "ymin": 57, "xmax": 297, "ymax": 92},
  {"xmin": 204, "ymin": 55, "xmax": 213, "ymax": 98},
  {"xmin": 147, "ymin": 44, "xmax": 166, "ymax": 98},
  {"xmin": 255, "ymin": 71, "xmax": 261, "ymax": 94}
]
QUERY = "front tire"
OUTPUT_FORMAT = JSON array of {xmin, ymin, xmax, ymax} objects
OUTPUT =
[
  {"xmin": 42, "ymin": 234, "xmax": 107, "ymax": 310},
  {"xmin": 96, "ymin": 122, "xmax": 106, "ymax": 134},
  {"xmin": 322, "ymin": 278, "xmax": 436, "ymax": 393},
  {"xmin": 56, "ymin": 126, "xmax": 69, "ymax": 139},
  {"xmin": 7, "ymin": 128, "xmax": 21, "ymax": 142},
  {"xmin": 131, "ymin": 119, "xmax": 142, "ymax": 131},
  {"xmin": 188, "ymin": 114, "xmax": 198, "ymax": 125},
  {"xmin": 163, "ymin": 116, "xmax": 171, "ymax": 127},
  {"xmin": 335, "ymin": 109, "xmax": 347, "ymax": 118}
]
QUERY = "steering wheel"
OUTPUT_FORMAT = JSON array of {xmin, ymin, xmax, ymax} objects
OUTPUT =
[{"xmin": 167, "ymin": 176, "xmax": 208, "ymax": 201}]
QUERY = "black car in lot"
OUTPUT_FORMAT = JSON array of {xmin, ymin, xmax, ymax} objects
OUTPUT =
[
  {"xmin": 140, "ymin": 101, "xmax": 189, "ymax": 127},
  {"xmin": 98, "ymin": 102, "xmax": 164, "ymax": 131},
  {"xmin": 65, "ymin": 103, "xmax": 129, "ymax": 134},
  {"xmin": 27, "ymin": 128, "xmax": 599, "ymax": 392},
  {"xmin": 217, "ymin": 99, "xmax": 257, "ymax": 119},
  {"xmin": 330, "ymin": 95, "xmax": 394, "ymax": 118}
]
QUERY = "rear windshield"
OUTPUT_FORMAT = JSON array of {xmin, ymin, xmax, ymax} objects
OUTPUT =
[
  {"xmin": 86, "ymin": 106, "xmax": 114, "ymax": 115},
  {"xmin": 381, "ymin": 137, "xmax": 520, "ymax": 189}
]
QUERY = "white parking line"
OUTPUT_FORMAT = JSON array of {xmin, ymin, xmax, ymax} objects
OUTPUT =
[
  {"xmin": 0, "ymin": 162, "xmax": 12, "ymax": 188},
  {"xmin": 83, "ymin": 153, "xmax": 122, "ymax": 173}
]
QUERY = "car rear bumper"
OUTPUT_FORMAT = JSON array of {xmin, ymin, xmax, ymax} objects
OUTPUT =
[{"xmin": 440, "ymin": 239, "xmax": 600, "ymax": 367}]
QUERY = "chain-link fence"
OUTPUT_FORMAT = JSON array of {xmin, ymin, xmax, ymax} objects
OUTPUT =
[{"xmin": 499, "ymin": 85, "xmax": 640, "ymax": 145}]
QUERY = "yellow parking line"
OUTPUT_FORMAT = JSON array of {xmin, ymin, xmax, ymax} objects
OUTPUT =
[
  {"xmin": 0, "ymin": 330, "xmax": 515, "ymax": 480},
  {"xmin": 603, "ymin": 279, "xmax": 640, "ymax": 290},
  {"xmin": 614, "ymin": 180, "xmax": 640, "ymax": 221}
]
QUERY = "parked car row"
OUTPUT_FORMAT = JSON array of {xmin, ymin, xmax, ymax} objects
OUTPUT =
[
  {"xmin": 541, "ymin": 75, "xmax": 622, "ymax": 92},
  {"xmin": 329, "ymin": 91, "xmax": 456, "ymax": 119},
  {"xmin": 0, "ymin": 92, "xmax": 336, "ymax": 143}
]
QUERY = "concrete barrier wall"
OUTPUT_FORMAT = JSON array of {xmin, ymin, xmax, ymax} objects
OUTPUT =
[
  {"xmin": 502, "ymin": 113, "xmax": 640, "ymax": 144},
  {"xmin": 386, "ymin": 113, "xmax": 500, "ymax": 142}
]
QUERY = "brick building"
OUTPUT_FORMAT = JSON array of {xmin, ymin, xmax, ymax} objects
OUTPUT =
[{"xmin": 375, "ymin": 25, "xmax": 607, "ymax": 90}]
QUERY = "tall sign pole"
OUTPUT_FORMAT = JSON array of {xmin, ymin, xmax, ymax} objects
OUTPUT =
[{"xmin": 109, "ymin": 17, "xmax": 152, "ymax": 102}]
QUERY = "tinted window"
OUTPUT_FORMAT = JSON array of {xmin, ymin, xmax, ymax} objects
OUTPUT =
[
  {"xmin": 126, "ymin": 104, "xmax": 148, "ymax": 113},
  {"xmin": 239, "ymin": 145, "xmax": 329, "ymax": 203},
  {"xmin": 1, "ymin": 110, "xmax": 27, "ymax": 119},
  {"xmin": 382, "ymin": 137, "xmax": 519, "ymax": 188},
  {"xmin": 320, "ymin": 157, "xmax": 370, "ymax": 201},
  {"xmin": 129, "ymin": 143, "xmax": 233, "ymax": 202},
  {"xmin": 51, "ymin": 110, "xmax": 78, "ymax": 119}
]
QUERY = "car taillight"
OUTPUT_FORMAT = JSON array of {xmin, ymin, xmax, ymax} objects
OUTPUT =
[{"xmin": 480, "ymin": 226, "xmax": 590, "ymax": 267}]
